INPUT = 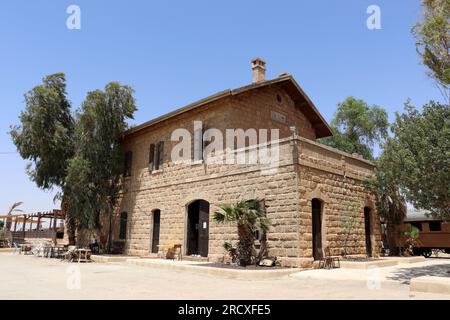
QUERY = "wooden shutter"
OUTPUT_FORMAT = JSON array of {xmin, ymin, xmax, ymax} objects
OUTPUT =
[
  {"xmin": 194, "ymin": 126, "xmax": 204, "ymax": 161},
  {"xmin": 148, "ymin": 144, "xmax": 155, "ymax": 172},
  {"xmin": 157, "ymin": 141, "xmax": 164, "ymax": 170}
]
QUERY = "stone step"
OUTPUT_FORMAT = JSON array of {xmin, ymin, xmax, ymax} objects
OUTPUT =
[
  {"xmin": 126, "ymin": 258, "xmax": 301, "ymax": 280},
  {"xmin": 340, "ymin": 259, "xmax": 398, "ymax": 269},
  {"xmin": 90, "ymin": 254, "xmax": 137, "ymax": 263}
]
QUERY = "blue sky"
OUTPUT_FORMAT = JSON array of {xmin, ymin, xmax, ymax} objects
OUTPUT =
[{"xmin": 0, "ymin": 1, "xmax": 444, "ymax": 213}]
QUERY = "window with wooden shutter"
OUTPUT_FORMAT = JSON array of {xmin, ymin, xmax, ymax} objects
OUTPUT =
[
  {"xmin": 194, "ymin": 126, "xmax": 204, "ymax": 161},
  {"xmin": 157, "ymin": 141, "xmax": 164, "ymax": 170},
  {"xmin": 148, "ymin": 144, "xmax": 155, "ymax": 172}
]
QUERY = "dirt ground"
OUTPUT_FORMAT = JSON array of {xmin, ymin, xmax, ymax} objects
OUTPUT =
[{"xmin": 0, "ymin": 253, "xmax": 449, "ymax": 300}]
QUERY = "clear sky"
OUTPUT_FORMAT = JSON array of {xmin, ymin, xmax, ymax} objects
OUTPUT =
[{"xmin": 0, "ymin": 0, "xmax": 444, "ymax": 214}]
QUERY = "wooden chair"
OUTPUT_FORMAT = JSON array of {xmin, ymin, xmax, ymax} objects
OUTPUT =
[
  {"xmin": 319, "ymin": 247, "xmax": 340, "ymax": 269},
  {"xmin": 162, "ymin": 244, "xmax": 182, "ymax": 260},
  {"xmin": 173, "ymin": 244, "xmax": 182, "ymax": 261}
]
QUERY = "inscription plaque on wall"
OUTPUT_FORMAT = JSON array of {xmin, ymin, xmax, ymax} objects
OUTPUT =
[{"xmin": 271, "ymin": 110, "xmax": 287, "ymax": 124}]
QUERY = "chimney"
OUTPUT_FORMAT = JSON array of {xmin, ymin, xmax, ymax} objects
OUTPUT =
[{"xmin": 251, "ymin": 57, "xmax": 266, "ymax": 83}]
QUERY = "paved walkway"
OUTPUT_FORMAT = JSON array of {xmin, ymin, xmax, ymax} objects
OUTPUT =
[
  {"xmin": 0, "ymin": 253, "xmax": 449, "ymax": 299},
  {"xmin": 292, "ymin": 257, "xmax": 450, "ymax": 285}
]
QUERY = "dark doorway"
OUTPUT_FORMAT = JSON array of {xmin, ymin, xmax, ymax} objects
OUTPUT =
[
  {"xmin": 151, "ymin": 210, "xmax": 160, "ymax": 254},
  {"xmin": 364, "ymin": 207, "xmax": 372, "ymax": 257},
  {"xmin": 119, "ymin": 212, "xmax": 127, "ymax": 240},
  {"xmin": 187, "ymin": 200, "xmax": 209, "ymax": 257},
  {"xmin": 312, "ymin": 199, "xmax": 323, "ymax": 260}
]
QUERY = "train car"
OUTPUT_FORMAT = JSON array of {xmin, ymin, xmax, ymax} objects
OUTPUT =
[{"xmin": 396, "ymin": 209, "xmax": 450, "ymax": 257}]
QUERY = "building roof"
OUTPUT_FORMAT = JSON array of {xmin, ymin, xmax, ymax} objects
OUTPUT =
[
  {"xmin": 124, "ymin": 74, "xmax": 333, "ymax": 139},
  {"xmin": 405, "ymin": 208, "xmax": 436, "ymax": 222}
]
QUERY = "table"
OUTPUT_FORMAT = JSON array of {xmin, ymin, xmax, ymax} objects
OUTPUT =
[{"xmin": 76, "ymin": 248, "xmax": 91, "ymax": 262}]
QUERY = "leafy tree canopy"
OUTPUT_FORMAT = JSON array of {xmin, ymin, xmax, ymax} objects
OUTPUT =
[
  {"xmin": 11, "ymin": 75, "xmax": 137, "ymax": 242},
  {"xmin": 386, "ymin": 101, "xmax": 450, "ymax": 219},
  {"xmin": 10, "ymin": 73, "xmax": 74, "ymax": 189},
  {"xmin": 412, "ymin": 0, "xmax": 450, "ymax": 94},
  {"xmin": 319, "ymin": 96, "xmax": 389, "ymax": 160},
  {"xmin": 65, "ymin": 82, "xmax": 137, "ymax": 229}
]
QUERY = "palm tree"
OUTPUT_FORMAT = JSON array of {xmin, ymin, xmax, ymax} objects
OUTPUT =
[
  {"xmin": 4, "ymin": 201, "xmax": 24, "ymax": 231},
  {"xmin": 214, "ymin": 199, "xmax": 270, "ymax": 266}
]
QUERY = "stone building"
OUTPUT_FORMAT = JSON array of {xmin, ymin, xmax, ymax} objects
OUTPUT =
[{"xmin": 110, "ymin": 58, "xmax": 381, "ymax": 267}]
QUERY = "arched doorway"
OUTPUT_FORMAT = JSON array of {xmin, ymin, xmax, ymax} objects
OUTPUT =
[
  {"xmin": 151, "ymin": 209, "xmax": 160, "ymax": 254},
  {"xmin": 364, "ymin": 207, "xmax": 372, "ymax": 257},
  {"xmin": 186, "ymin": 200, "xmax": 210, "ymax": 257},
  {"xmin": 311, "ymin": 199, "xmax": 323, "ymax": 260}
]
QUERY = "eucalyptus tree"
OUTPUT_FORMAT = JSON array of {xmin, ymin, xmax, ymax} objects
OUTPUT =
[{"xmin": 65, "ymin": 82, "xmax": 137, "ymax": 251}]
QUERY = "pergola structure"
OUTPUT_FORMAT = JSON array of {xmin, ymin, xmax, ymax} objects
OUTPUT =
[{"xmin": 0, "ymin": 209, "xmax": 65, "ymax": 243}]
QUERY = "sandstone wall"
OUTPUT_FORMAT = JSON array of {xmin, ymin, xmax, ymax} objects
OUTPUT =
[
  {"xmin": 117, "ymin": 138, "xmax": 301, "ymax": 266},
  {"xmin": 108, "ymin": 134, "xmax": 379, "ymax": 268},
  {"xmin": 296, "ymin": 137, "xmax": 381, "ymax": 263}
]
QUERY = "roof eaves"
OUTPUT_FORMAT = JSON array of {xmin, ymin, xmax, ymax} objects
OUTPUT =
[{"xmin": 124, "ymin": 89, "xmax": 232, "ymax": 137}]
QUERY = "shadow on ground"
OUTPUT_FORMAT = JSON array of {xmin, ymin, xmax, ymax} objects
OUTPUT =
[{"xmin": 387, "ymin": 264, "xmax": 450, "ymax": 284}]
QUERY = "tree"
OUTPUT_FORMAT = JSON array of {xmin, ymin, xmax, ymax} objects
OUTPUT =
[
  {"xmin": 412, "ymin": 0, "xmax": 450, "ymax": 99},
  {"xmin": 10, "ymin": 75, "xmax": 137, "ymax": 248},
  {"xmin": 319, "ymin": 97, "xmax": 389, "ymax": 160},
  {"xmin": 10, "ymin": 73, "xmax": 75, "ymax": 189},
  {"xmin": 364, "ymin": 142, "xmax": 406, "ymax": 256},
  {"xmin": 386, "ymin": 101, "xmax": 450, "ymax": 219},
  {"xmin": 214, "ymin": 199, "xmax": 270, "ymax": 266},
  {"xmin": 10, "ymin": 74, "xmax": 77, "ymax": 243},
  {"xmin": 65, "ymin": 82, "xmax": 137, "ymax": 251}
]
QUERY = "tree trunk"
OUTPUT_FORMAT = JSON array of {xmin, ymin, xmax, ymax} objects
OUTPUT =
[
  {"xmin": 237, "ymin": 224, "xmax": 253, "ymax": 266},
  {"xmin": 255, "ymin": 231, "xmax": 268, "ymax": 266},
  {"xmin": 61, "ymin": 196, "xmax": 76, "ymax": 245},
  {"xmin": 5, "ymin": 213, "xmax": 12, "ymax": 231},
  {"xmin": 386, "ymin": 222, "xmax": 400, "ymax": 256},
  {"xmin": 107, "ymin": 204, "xmax": 113, "ymax": 254}
]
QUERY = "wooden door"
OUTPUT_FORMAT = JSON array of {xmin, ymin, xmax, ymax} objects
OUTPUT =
[
  {"xmin": 152, "ymin": 211, "xmax": 160, "ymax": 254},
  {"xmin": 364, "ymin": 208, "xmax": 372, "ymax": 257},
  {"xmin": 312, "ymin": 199, "xmax": 323, "ymax": 260},
  {"xmin": 198, "ymin": 201, "xmax": 210, "ymax": 257}
]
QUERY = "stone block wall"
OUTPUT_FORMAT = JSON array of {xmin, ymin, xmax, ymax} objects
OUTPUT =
[{"xmin": 105, "ymin": 135, "xmax": 379, "ymax": 268}]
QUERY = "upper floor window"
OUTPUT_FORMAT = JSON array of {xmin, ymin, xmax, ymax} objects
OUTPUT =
[
  {"xmin": 149, "ymin": 141, "xmax": 164, "ymax": 172},
  {"xmin": 124, "ymin": 151, "xmax": 133, "ymax": 177},
  {"xmin": 193, "ymin": 124, "xmax": 204, "ymax": 161}
]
